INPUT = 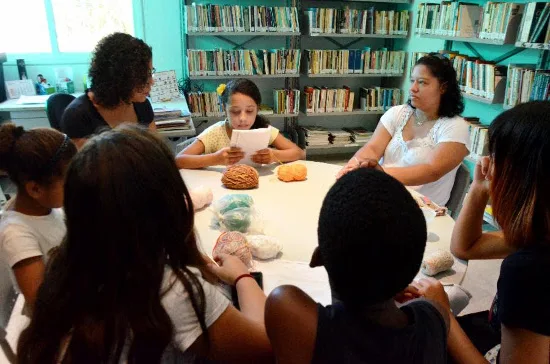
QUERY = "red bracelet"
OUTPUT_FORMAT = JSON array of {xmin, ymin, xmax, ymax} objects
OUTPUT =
[{"xmin": 234, "ymin": 273, "xmax": 254, "ymax": 287}]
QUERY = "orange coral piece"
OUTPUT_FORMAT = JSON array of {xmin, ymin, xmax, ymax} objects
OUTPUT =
[{"xmin": 277, "ymin": 164, "xmax": 307, "ymax": 182}]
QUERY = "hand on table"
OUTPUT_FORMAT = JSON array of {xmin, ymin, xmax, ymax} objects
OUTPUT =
[
  {"xmin": 251, "ymin": 148, "xmax": 274, "ymax": 164},
  {"xmin": 215, "ymin": 147, "xmax": 244, "ymax": 166},
  {"xmin": 412, "ymin": 277, "xmax": 451, "ymax": 312},
  {"xmin": 336, "ymin": 157, "xmax": 384, "ymax": 179},
  {"xmin": 206, "ymin": 253, "xmax": 250, "ymax": 285}
]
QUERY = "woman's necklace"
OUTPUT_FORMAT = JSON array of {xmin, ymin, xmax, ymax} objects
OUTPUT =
[{"xmin": 414, "ymin": 108, "xmax": 430, "ymax": 126}]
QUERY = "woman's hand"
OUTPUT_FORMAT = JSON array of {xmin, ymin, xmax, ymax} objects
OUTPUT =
[
  {"xmin": 207, "ymin": 253, "xmax": 250, "ymax": 285},
  {"xmin": 336, "ymin": 157, "xmax": 383, "ymax": 179},
  {"xmin": 251, "ymin": 148, "xmax": 274, "ymax": 164},
  {"xmin": 215, "ymin": 147, "xmax": 245, "ymax": 166},
  {"xmin": 471, "ymin": 156, "xmax": 491, "ymax": 194},
  {"xmin": 394, "ymin": 284, "xmax": 422, "ymax": 304},
  {"xmin": 412, "ymin": 277, "xmax": 450, "ymax": 312}
]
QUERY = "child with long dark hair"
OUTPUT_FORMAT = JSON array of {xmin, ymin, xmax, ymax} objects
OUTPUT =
[
  {"xmin": 419, "ymin": 101, "xmax": 550, "ymax": 362},
  {"xmin": 0, "ymin": 124, "xmax": 76, "ymax": 310},
  {"xmin": 17, "ymin": 126, "xmax": 271, "ymax": 363},
  {"xmin": 176, "ymin": 78, "xmax": 305, "ymax": 168}
]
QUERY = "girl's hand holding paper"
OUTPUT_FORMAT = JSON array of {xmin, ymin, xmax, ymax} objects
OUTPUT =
[
  {"xmin": 215, "ymin": 146, "xmax": 245, "ymax": 166},
  {"xmin": 251, "ymin": 148, "xmax": 274, "ymax": 164}
]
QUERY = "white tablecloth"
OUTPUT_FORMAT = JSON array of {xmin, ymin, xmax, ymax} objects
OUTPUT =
[{"xmin": 180, "ymin": 160, "xmax": 468, "ymax": 305}]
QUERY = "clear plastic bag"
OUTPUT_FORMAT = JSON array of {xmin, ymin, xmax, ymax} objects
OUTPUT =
[{"xmin": 211, "ymin": 194, "xmax": 263, "ymax": 234}]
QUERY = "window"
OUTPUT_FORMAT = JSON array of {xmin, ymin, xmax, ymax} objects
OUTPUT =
[
  {"xmin": 0, "ymin": 0, "xmax": 52, "ymax": 53},
  {"xmin": 0, "ymin": 0, "xmax": 134, "ymax": 55},
  {"xmin": 51, "ymin": 0, "xmax": 134, "ymax": 53}
]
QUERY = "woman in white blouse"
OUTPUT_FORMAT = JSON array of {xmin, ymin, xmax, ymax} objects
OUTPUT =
[{"xmin": 338, "ymin": 53, "xmax": 470, "ymax": 206}]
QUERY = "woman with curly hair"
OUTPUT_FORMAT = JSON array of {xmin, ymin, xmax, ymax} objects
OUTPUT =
[
  {"xmin": 60, "ymin": 33, "xmax": 155, "ymax": 149},
  {"xmin": 337, "ymin": 53, "xmax": 470, "ymax": 206}
]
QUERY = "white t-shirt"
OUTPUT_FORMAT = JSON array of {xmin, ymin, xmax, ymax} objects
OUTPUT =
[
  {"xmin": 380, "ymin": 104, "xmax": 470, "ymax": 206},
  {"xmin": 197, "ymin": 120, "xmax": 279, "ymax": 154},
  {"xmin": 161, "ymin": 267, "xmax": 230, "ymax": 354},
  {"xmin": 0, "ymin": 204, "xmax": 66, "ymax": 290},
  {"xmin": 56, "ymin": 266, "xmax": 230, "ymax": 363}
]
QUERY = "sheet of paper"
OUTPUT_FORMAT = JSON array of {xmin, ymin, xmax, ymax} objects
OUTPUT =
[
  {"xmin": 5, "ymin": 80, "xmax": 36, "ymax": 99},
  {"xmin": 230, "ymin": 127, "xmax": 271, "ymax": 165},
  {"xmin": 254, "ymin": 259, "xmax": 331, "ymax": 305},
  {"xmin": 16, "ymin": 95, "xmax": 51, "ymax": 104}
]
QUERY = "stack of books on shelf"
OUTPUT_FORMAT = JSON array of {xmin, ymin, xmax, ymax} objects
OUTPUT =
[
  {"xmin": 344, "ymin": 127, "xmax": 373, "ymax": 144},
  {"xmin": 478, "ymin": 3, "xmax": 523, "ymax": 41},
  {"xmin": 185, "ymin": 5, "xmax": 299, "ymax": 33},
  {"xmin": 415, "ymin": 2, "xmax": 522, "ymax": 41},
  {"xmin": 516, "ymin": 2, "xmax": 550, "ymax": 46},
  {"xmin": 273, "ymin": 89, "xmax": 300, "ymax": 115},
  {"xmin": 302, "ymin": 126, "xmax": 330, "ymax": 147},
  {"xmin": 465, "ymin": 117, "xmax": 489, "ymax": 162},
  {"xmin": 186, "ymin": 92, "xmax": 225, "ymax": 117},
  {"xmin": 504, "ymin": 65, "xmax": 550, "ymax": 107},
  {"xmin": 258, "ymin": 104, "xmax": 274, "ymax": 115},
  {"xmin": 329, "ymin": 130, "xmax": 353, "ymax": 146},
  {"xmin": 359, "ymin": 87, "xmax": 401, "ymax": 111},
  {"xmin": 303, "ymin": 86, "xmax": 355, "ymax": 113},
  {"xmin": 306, "ymin": 7, "xmax": 409, "ymax": 36},
  {"xmin": 153, "ymin": 107, "xmax": 192, "ymax": 132},
  {"xmin": 187, "ymin": 49, "xmax": 301, "ymax": 76},
  {"xmin": 307, "ymin": 49, "xmax": 406, "ymax": 75}
]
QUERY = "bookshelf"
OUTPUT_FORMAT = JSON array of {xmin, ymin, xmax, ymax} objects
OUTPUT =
[
  {"xmin": 414, "ymin": 2, "xmax": 550, "ymax": 110},
  {"xmin": 187, "ymin": 32, "xmax": 300, "ymax": 37},
  {"xmin": 303, "ymin": 110, "xmax": 384, "ymax": 117},
  {"xmin": 183, "ymin": 0, "xmax": 413, "ymax": 154}
]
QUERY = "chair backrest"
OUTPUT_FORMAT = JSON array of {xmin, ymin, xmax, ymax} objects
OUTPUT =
[
  {"xmin": 176, "ymin": 137, "xmax": 197, "ymax": 154},
  {"xmin": 447, "ymin": 163, "xmax": 471, "ymax": 219},
  {"xmin": 46, "ymin": 93, "xmax": 75, "ymax": 131}
]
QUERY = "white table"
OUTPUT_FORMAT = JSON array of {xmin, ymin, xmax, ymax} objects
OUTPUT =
[{"xmin": 181, "ymin": 160, "xmax": 468, "ymax": 304}]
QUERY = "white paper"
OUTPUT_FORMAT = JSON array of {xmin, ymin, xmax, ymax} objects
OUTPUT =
[
  {"xmin": 230, "ymin": 127, "xmax": 271, "ymax": 165},
  {"xmin": 5, "ymin": 80, "xmax": 36, "ymax": 99},
  {"xmin": 16, "ymin": 95, "xmax": 50, "ymax": 104},
  {"xmin": 254, "ymin": 259, "xmax": 331, "ymax": 305}
]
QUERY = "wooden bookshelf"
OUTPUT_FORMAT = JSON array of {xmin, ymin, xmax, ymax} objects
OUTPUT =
[
  {"xmin": 187, "ymin": 31, "xmax": 300, "ymax": 37},
  {"xmin": 416, "ymin": 33, "xmax": 513, "ymax": 45},
  {"xmin": 309, "ymin": 32, "xmax": 407, "ymax": 39},
  {"xmin": 189, "ymin": 74, "xmax": 300, "ymax": 80},
  {"xmin": 302, "ymin": 110, "xmax": 384, "ymax": 117},
  {"xmin": 307, "ymin": 73, "xmax": 403, "ymax": 78}
]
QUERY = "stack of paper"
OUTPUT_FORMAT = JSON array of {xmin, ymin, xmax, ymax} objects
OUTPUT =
[
  {"xmin": 329, "ymin": 129, "xmax": 352, "ymax": 146},
  {"xmin": 344, "ymin": 127, "xmax": 373, "ymax": 144},
  {"xmin": 303, "ymin": 126, "xmax": 330, "ymax": 147},
  {"xmin": 154, "ymin": 107, "xmax": 191, "ymax": 132}
]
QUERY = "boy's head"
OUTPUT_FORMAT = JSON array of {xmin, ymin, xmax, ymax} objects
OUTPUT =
[{"xmin": 315, "ymin": 168, "xmax": 427, "ymax": 308}]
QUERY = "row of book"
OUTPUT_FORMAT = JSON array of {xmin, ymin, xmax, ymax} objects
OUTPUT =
[
  {"xmin": 504, "ymin": 65, "xmax": 550, "ymax": 107},
  {"xmin": 300, "ymin": 126, "xmax": 373, "ymax": 147},
  {"xmin": 186, "ymin": 92, "xmax": 225, "ymax": 117},
  {"xmin": 307, "ymin": 49, "xmax": 406, "ymax": 75},
  {"xmin": 415, "ymin": 2, "xmax": 521, "ymax": 41},
  {"xmin": 306, "ymin": 8, "xmax": 409, "ymax": 35},
  {"xmin": 359, "ymin": 87, "xmax": 402, "ymax": 112},
  {"xmin": 185, "ymin": 5, "xmax": 299, "ymax": 33},
  {"xmin": 517, "ymin": 2, "xmax": 550, "ymax": 44},
  {"xmin": 273, "ymin": 89, "xmax": 300, "ymax": 115},
  {"xmin": 187, "ymin": 49, "xmax": 301, "ymax": 76},
  {"xmin": 467, "ymin": 121, "xmax": 489, "ymax": 161}
]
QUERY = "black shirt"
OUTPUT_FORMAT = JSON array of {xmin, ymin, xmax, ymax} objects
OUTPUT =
[
  {"xmin": 490, "ymin": 242, "xmax": 550, "ymax": 336},
  {"xmin": 312, "ymin": 300, "xmax": 448, "ymax": 364},
  {"xmin": 59, "ymin": 92, "xmax": 154, "ymax": 139}
]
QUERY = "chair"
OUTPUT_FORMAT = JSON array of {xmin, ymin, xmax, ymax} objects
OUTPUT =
[
  {"xmin": 175, "ymin": 137, "xmax": 197, "ymax": 154},
  {"xmin": 46, "ymin": 93, "xmax": 75, "ymax": 131},
  {"xmin": 447, "ymin": 163, "xmax": 471, "ymax": 219}
]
